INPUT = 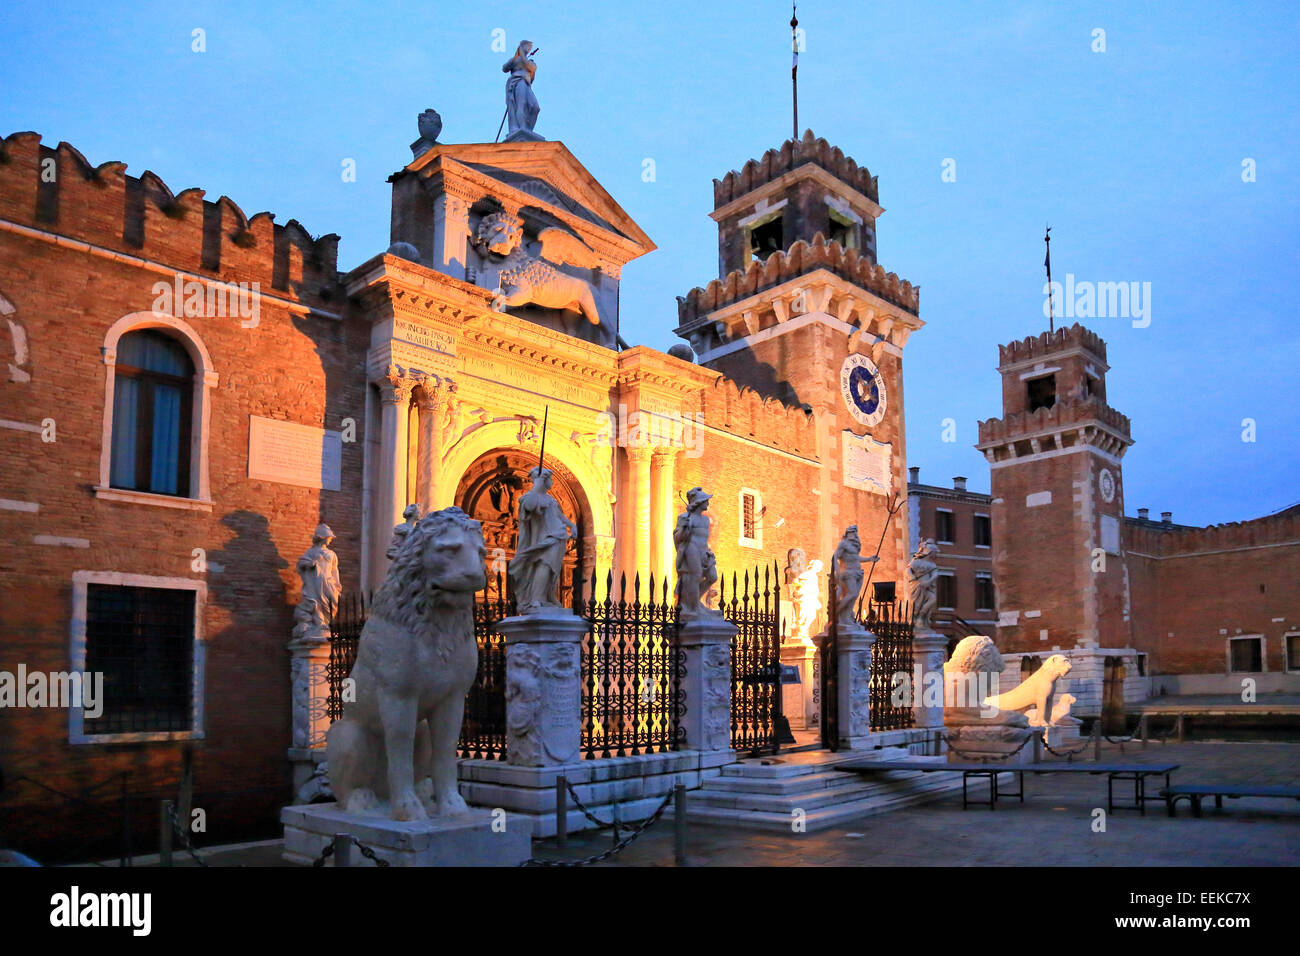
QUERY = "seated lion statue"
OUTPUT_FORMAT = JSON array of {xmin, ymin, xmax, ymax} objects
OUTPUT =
[
  {"xmin": 986, "ymin": 654, "xmax": 1072, "ymax": 727},
  {"xmin": 326, "ymin": 507, "xmax": 486, "ymax": 821}
]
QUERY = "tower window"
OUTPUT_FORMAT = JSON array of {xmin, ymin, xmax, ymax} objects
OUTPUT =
[
  {"xmin": 828, "ymin": 211, "xmax": 857, "ymax": 250},
  {"xmin": 749, "ymin": 216, "xmax": 783, "ymax": 261},
  {"xmin": 1026, "ymin": 374, "xmax": 1057, "ymax": 412}
]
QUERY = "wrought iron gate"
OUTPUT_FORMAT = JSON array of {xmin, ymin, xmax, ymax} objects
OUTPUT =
[
  {"xmin": 866, "ymin": 600, "xmax": 915, "ymax": 732},
  {"xmin": 724, "ymin": 564, "xmax": 782, "ymax": 754}
]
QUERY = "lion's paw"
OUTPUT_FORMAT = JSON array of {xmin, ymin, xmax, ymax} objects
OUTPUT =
[
  {"xmin": 436, "ymin": 791, "xmax": 471, "ymax": 816},
  {"xmin": 391, "ymin": 788, "xmax": 429, "ymax": 822},
  {"xmin": 344, "ymin": 788, "xmax": 378, "ymax": 815}
]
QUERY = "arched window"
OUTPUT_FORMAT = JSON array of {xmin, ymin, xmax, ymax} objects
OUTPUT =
[{"xmin": 109, "ymin": 330, "xmax": 194, "ymax": 496}]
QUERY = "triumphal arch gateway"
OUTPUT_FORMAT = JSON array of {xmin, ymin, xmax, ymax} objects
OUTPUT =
[{"xmin": 353, "ymin": 126, "xmax": 924, "ymax": 634}]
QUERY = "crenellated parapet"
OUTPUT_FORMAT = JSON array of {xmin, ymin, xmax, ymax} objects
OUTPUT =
[
  {"xmin": 1124, "ymin": 504, "xmax": 1300, "ymax": 557},
  {"xmin": 0, "ymin": 132, "xmax": 342, "ymax": 304},
  {"xmin": 713, "ymin": 129, "xmax": 879, "ymax": 209},
  {"xmin": 998, "ymin": 323, "xmax": 1108, "ymax": 369},
  {"xmin": 976, "ymin": 395, "xmax": 1133, "ymax": 462},
  {"xmin": 676, "ymin": 232, "xmax": 919, "ymax": 327}
]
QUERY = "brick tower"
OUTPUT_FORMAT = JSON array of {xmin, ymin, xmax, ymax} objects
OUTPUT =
[
  {"xmin": 674, "ymin": 130, "xmax": 924, "ymax": 587},
  {"xmin": 975, "ymin": 324, "xmax": 1135, "ymax": 653}
]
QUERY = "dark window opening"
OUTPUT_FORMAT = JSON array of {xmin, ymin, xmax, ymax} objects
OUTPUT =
[
  {"xmin": 1287, "ymin": 635, "xmax": 1300, "ymax": 672},
  {"xmin": 937, "ymin": 573, "xmax": 956, "ymax": 609},
  {"xmin": 872, "ymin": 581, "xmax": 896, "ymax": 604},
  {"xmin": 84, "ymin": 584, "xmax": 195, "ymax": 735},
  {"xmin": 1027, "ymin": 374, "xmax": 1057, "ymax": 412},
  {"xmin": 1021, "ymin": 655, "xmax": 1043, "ymax": 678},
  {"xmin": 741, "ymin": 493, "xmax": 757, "ymax": 540},
  {"xmin": 749, "ymin": 216, "xmax": 783, "ymax": 261},
  {"xmin": 1228, "ymin": 637, "xmax": 1263, "ymax": 674},
  {"xmin": 935, "ymin": 511, "xmax": 955, "ymax": 544},
  {"xmin": 110, "ymin": 330, "xmax": 194, "ymax": 496},
  {"xmin": 973, "ymin": 514, "xmax": 992, "ymax": 547},
  {"xmin": 975, "ymin": 574, "xmax": 995, "ymax": 611},
  {"xmin": 828, "ymin": 213, "xmax": 857, "ymax": 250}
]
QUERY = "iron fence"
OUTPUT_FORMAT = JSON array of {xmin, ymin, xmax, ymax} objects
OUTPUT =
[
  {"xmin": 578, "ymin": 571, "xmax": 683, "ymax": 759},
  {"xmin": 865, "ymin": 600, "xmax": 916, "ymax": 732},
  {"xmin": 723, "ymin": 564, "xmax": 782, "ymax": 754}
]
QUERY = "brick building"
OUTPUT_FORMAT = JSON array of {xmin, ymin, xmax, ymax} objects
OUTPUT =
[
  {"xmin": 0, "ymin": 126, "xmax": 924, "ymax": 856},
  {"xmin": 905, "ymin": 467, "xmax": 996, "ymax": 642}
]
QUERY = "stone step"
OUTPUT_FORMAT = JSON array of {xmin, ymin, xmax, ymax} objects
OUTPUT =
[
  {"xmin": 690, "ymin": 771, "xmax": 937, "ymax": 814},
  {"xmin": 679, "ymin": 773, "xmax": 983, "ymax": 833},
  {"xmin": 701, "ymin": 767, "xmax": 911, "ymax": 796},
  {"xmin": 718, "ymin": 748, "xmax": 905, "ymax": 779}
]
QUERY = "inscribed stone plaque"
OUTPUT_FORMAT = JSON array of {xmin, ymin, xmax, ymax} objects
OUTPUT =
[
  {"xmin": 841, "ymin": 431, "xmax": 892, "ymax": 495},
  {"xmin": 248, "ymin": 416, "xmax": 342, "ymax": 490},
  {"xmin": 1100, "ymin": 514, "xmax": 1120, "ymax": 555}
]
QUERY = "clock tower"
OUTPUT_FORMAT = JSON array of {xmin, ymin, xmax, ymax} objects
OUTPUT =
[
  {"xmin": 975, "ymin": 324, "xmax": 1135, "ymax": 653},
  {"xmin": 674, "ymin": 130, "xmax": 924, "ymax": 591}
]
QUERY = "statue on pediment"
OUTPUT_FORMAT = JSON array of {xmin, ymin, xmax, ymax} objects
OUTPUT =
[{"xmin": 503, "ymin": 41, "xmax": 541, "ymax": 140}]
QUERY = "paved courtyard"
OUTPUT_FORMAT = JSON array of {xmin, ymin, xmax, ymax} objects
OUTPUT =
[{"xmin": 141, "ymin": 740, "xmax": 1299, "ymax": 868}]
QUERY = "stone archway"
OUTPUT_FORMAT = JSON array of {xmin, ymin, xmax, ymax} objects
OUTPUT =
[{"xmin": 455, "ymin": 448, "xmax": 587, "ymax": 605}]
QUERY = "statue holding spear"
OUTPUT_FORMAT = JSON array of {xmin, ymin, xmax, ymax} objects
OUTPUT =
[{"xmin": 508, "ymin": 407, "xmax": 576, "ymax": 613}]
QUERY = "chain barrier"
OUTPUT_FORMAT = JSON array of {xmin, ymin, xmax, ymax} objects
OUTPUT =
[
  {"xmin": 167, "ymin": 805, "xmax": 209, "ymax": 868},
  {"xmin": 1041, "ymin": 737, "xmax": 1092, "ymax": 759},
  {"xmin": 311, "ymin": 835, "xmax": 391, "ymax": 867},
  {"xmin": 936, "ymin": 732, "xmax": 1033, "ymax": 762},
  {"xmin": 522, "ymin": 787, "xmax": 675, "ymax": 868}
]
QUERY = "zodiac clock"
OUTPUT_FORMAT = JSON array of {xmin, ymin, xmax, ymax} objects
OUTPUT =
[{"xmin": 840, "ymin": 354, "xmax": 887, "ymax": 427}]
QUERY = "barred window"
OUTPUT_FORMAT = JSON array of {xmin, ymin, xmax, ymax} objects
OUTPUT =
[
  {"xmin": 84, "ymin": 584, "xmax": 195, "ymax": 735},
  {"xmin": 742, "ymin": 493, "xmax": 756, "ymax": 540}
]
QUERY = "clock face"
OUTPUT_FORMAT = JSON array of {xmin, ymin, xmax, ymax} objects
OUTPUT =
[
  {"xmin": 840, "ymin": 354, "xmax": 887, "ymax": 427},
  {"xmin": 1098, "ymin": 468, "xmax": 1116, "ymax": 503}
]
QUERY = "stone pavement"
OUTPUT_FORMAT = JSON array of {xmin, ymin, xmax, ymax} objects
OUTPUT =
[{"xmin": 137, "ymin": 741, "xmax": 1299, "ymax": 867}]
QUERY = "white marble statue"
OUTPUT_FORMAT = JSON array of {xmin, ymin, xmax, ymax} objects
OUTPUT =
[
  {"xmin": 831, "ymin": 526, "xmax": 877, "ymax": 627},
  {"xmin": 388, "ymin": 503, "xmax": 423, "ymax": 560},
  {"xmin": 508, "ymin": 466, "xmax": 577, "ymax": 614},
  {"xmin": 986, "ymin": 654, "xmax": 1072, "ymax": 727},
  {"xmin": 326, "ymin": 507, "xmax": 487, "ymax": 821},
  {"xmin": 293, "ymin": 523, "xmax": 341, "ymax": 641},
  {"xmin": 907, "ymin": 538, "xmax": 940, "ymax": 630},
  {"xmin": 474, "ymin": 211, "xmax": 602, "ymax": 326},
  {"xmin": 1048, "ymin": 692, "xmax": 1081, "ymax": 728},
  {"xmin": 502, "ymin": 41, "xmax": 540, "ymax": 137},
  {"xmin": 675, "ymin": 487, "xmax": 720, "ymax": 621},
  {"xmin": 784, "ymin": 548, "xmax": 823, "ymax": 643}
]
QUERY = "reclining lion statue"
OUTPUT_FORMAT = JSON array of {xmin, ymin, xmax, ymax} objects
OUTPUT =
[
  {"xmin": 326, "ymin": 506, "xmax": 486, "ymax": 821},
  {"xmin": 986, "ymin": 654, "xmax": 1072, "ymax": 727},
  {"xmin": 474, "ymin": 211, "xmax": 602, "ymax": 326}
]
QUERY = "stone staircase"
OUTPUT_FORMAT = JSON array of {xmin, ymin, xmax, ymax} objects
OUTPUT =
[{"xmin": 682, "ymin": 746, "xmax": 985, "ymax": 832}]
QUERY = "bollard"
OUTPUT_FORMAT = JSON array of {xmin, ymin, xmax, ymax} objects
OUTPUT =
[
  {"xmin": 555, "ymin": 774, "xmax": 567, "ymax": 851},
  {"xmin": 1093, "ymin": 720, "xmax": 1101, "ymax": 761},
  {"xmin": 1032, "ymin": 730, "xmax": 1042, "ymax": 764},
  {"xmin": 159, "ymin": 800, "xmax": 174, "ymax": 867},
  {"xmin": 1140, "ymin": 714, "xmax": 1149, "ymax": 749},
  {"xmin": 332, "ymin": 833, "xmax": 352, "ymax": 868},
  {"xmin": 674, "ymin": 784, "xmax": 687, "ymax": 867},
  {"xmin": 1176, "ymin": 713, "xmax": 1185, "ymax": 742}
]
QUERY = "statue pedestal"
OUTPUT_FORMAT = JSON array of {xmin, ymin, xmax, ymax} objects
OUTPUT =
[
  {"xmin": 675, "ymin": 616, "xmax": 738, "ymax": 752},
  {"xmin": 503, "ymin": 129, "xmax": 545, "ymax": 143},
  {"xmin": 286, "ymin": 634, "xmax": 331, "ymax": 793},
  {"xmin": 779, "ymin": 640, "xmax": 818, "ymax": 731},
  {"xmin": 942, "ymin": 723, "xmax": 1034, "ymax": 764},
  {"xmin": 281, "ymin": 803, "xmax": 529, "ymax": 867},
  {"xmin": 911, "ymin": 628, "xmax": 949, "ymax": 730},
  {"xmin": 817, "ymin": 623, "xmax": 876, "ymax": 750},
  {"xmin": 497, "ymin": 610, "xmax": 586, "ymax": 767}
]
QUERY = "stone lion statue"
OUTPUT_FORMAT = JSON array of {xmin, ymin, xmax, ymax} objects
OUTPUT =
[
  {"xmin": 326, "ymin": 507, "xmax": 487, "ymax": 821},
  {"xmin": 474, "ymin": 211, "xmax": 602, "ymax": 325},
  {"xmin": 986, "ymin": 654, "xmax": 1072, "ymax": 727}
]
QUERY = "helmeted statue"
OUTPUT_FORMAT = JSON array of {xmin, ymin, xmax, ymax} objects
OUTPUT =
[
  {"xmin": 293, "ymin": 523, "xmax": 341, "ymax": 641},
  {"xmin": 675, "ymin": 487, "xmax": 720, "ymax": 621},
  {"xmin": 907, "ymin": 537, "xmax": 941, "ymax": 630},
  {"xmin": 508, "ymin": 466, "xmax": 576, "ymax": 614},
  {"xmin": 502, "ymin": 41, "xmax": 540, "ymax": 138},
  {"xmin": 831, "ymin": 525, "xmax": 877, "ymax": 627}
]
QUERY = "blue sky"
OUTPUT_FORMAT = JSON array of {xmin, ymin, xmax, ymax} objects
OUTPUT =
[{"xmin": 3, "ymin": 0, "xmax": 1296, "ymax": 525}]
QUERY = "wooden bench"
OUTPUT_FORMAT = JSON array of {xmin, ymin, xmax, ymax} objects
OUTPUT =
[
  {"xmin": 1161, "ymin": 784, "xmax": 1300, "ymax": 818},
  {"xmin": 835, "ymin": 760, "xmax": 1178, "ymax": 813}
]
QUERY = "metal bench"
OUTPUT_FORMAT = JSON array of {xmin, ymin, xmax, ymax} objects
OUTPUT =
[
  {"xmin": 835, "ymin": 760, "xmax": 1178, "ymax": 813},
  {"xmin": 1161, "ymin": 784, "xmax": 1300, "ymax": 818}
]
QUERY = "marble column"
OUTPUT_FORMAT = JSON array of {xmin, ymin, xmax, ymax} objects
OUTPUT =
[
  {"xmin": 627, "ymin": 446, "xmax": 654, "ymax": 593},
  {"xmin": 497, "ymin": 611, "xmax": 586, "ymax": 767},
  {"xmin": 674, "ymin": 617, "xmax": 738, "ymax": 752},
  {"xmin": 414, "ymin": 380, "xmax": 449, "ymax": 513},
  {"xmin": 286, "ymin": 634, "xmax": 331, "ymax": 792},
  {"xmin": 374, "ymin": 372, "xmax": 414, "ymax": 592},
  {"xmin": 911, "ymin": 628, "xmax": 949, "ymax": 730},
  {"xmin": 649, "ymin": 447, "xmax": 677, "ymax": 594}
]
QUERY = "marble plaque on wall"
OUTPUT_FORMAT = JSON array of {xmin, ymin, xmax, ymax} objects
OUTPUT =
[
  {"xmin": 842, "ymin": 431, "xmax": 892, "ymax": 496},
  {"xmin": 248, "ymin": 416, "xmax": 342, "ymax": 491}
]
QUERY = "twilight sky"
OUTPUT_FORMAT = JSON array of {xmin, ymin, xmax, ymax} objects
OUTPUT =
[{"xmin": 2, "ymin": 0, "xmax": 1296, "ymax": 526}]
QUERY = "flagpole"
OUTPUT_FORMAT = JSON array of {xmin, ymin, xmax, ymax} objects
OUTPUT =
[
  {"xmin": 1044, "ymin": 225, "xmax": 1054, "ymax": 334},
  {"xmin": 791, "ymin": 5, "xmax": 799, "ymax": 140}
]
